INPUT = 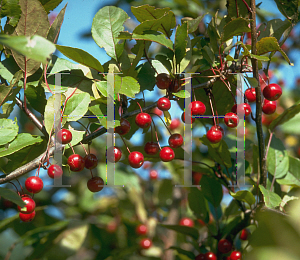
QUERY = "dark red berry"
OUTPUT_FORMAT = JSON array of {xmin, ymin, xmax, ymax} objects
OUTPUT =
[
  {"xmin": 207, "ymin": 126, "xmax": 223, "ymax": 143},
  {"xmin": 181, "ymin": 112, "xmax": 195, "ymax": 124},
  {"xmin": 57, "ymin": 129, "xmax": 72, "ymax": 144},
  {"xmin": 107, "ymin": 146, "xmax": 122, "ymax": 163},
  {"xmin": 263, "ymin": 83, "xmax": 282, "ymax": 101},
  {"xmin": 144, "ymin": 142, "xmax": 159, "ymax": 155},
  {"xmin": 204, "ymin": 252, "xmax": 217, "ymax": 260},
  {"xmin": 87, "ymin": 176, "xmax": 104, "ymax": 192},
  {"xmin": 156, "ymin": 73, "xmax": 172, "ymax": 89},
  {"xmin": 240, "ymin": 229, "xmax": 248, "ymax": 240},
  {"xmin": 230, "ymin": 251, "xmax": 242, "ymax": 260},
  {"xmin": 140, "ymin": 238, "xmax": 152, "ymax": 249},
  {"xmin": 136, "ymin": 224, "xmax": 147, "ymax": 235},
  {"xmin": 195, "ymin": 253, "xmax": 206, "ymax": 260},
  {"xmin": 25, "ymin": 176, "xmax": 43, "ymax": 194},
  {"xmin": 168, "ymin": 133, "xmax": 183, "ymax": 148},
  {"xmin": 135, "ymin": 113, "xmax": 152, "ymax": 128},
  {"xmin": 115, "ymin": 118, "xmax": 131, "ymax": 135},
  {"xmin": 245, "ymin": 88, "xmax": 256, "ymax": 102},
  {"xmin": 67, "ymin": 154, "xmax": 85, "ymax": 172},
  {"xmin": 218, "ymin": 239, "xmax": 232, "ymax": 253},
  {"xmin": 17, "ymin": 195, "xmax": 36, "ymax": 214},
  {"xmin": 157, "ymin": 97, "xmax": 171, "ymax": 111},
  {"xmin": 84, "ymin": 154, "xmax": 98, "ymax": 169},
  {"xmin": 224, "ymin": 112, "xmax": 239, "ymax": 128},
  {"xmin": 262, "ymin": 99, "xmax": 276, "ymax": 114},
  {"xmin": 19, "ymin": 211, "xmax": 36, "ymax": 222},
  {"xmin": 149, "ymin": 170, "xmax": 158, "ymax": 180},
  {"xmin": 128, "ymin": 151, "xmax": 144, "ymax": 168},
  {"xmin": 159, "ymin": 147, "xmax": 175, "ymax": 162},
  {"xmin": 169, "ymin": 118, "xmax": 181, "ymax": 130},
  {"xmin": 190, "ymin": 101, "xmax": 206, "ymax": 115},
  {"xmin": 179, "ymin": 217, "xmax": 194, "ymax": 227},
  {"xmin": 47, "ymin": 164, "xmax": 63, "ymax": 179},
  {"xmin": 231, "ymin": 103, "xmax": 251, "ymax": 117}
]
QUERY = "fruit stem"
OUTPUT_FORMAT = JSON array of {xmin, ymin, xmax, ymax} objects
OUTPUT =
[
  {"xmin": 69, "ymin": 143, "xmax": 75, "ymax": 154},
  {"xmin": 80, "ymin": 142, "xmax": 88, "ymax": 155},
  {"xmin": 15, "ymin": 179, "xmax": 24, "ymax": 195},
  {"xmin": 150, "ymin": 119, "xmax": 161, "ymax": 150},
  {"xmin": 149, "ymin": 112, "xmax": 172, "ymax": 136},
  {"xmin": 90, "ymin": 169, "xmax": 94, "ymax": 178},
  {"xmin": 136, "ymin": 101, "xmax": 143, "ymax": 113},
  {"xmin": 44, "ymin": 64, "xmax": 54, "ymax": 95},
  {"xmin": 144, "ymin": 45, "xmax": 158, "ymax": 75},
  {"xmin": 8, "ymin": 181, "xmax": 20, "ymax": 196},
  {"xmin": 207, "ymin": 90, "xmax": 217, "ymax": 126},
  {"xmin": 119, "ymin": 135, "xmax": 131, "ymax": 154}
]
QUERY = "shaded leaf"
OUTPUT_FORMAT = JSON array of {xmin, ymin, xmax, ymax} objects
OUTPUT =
[
  {"xmin": 131, "ymin": 4, "xmax": 170, "ymax": 23},
  {"xmin": 0, "ymin": 187, "xmax": 25, "ymax": 207},
  {"xmin": 227, "ymin": 0, "xmax": 251, "ymax": 18},
  {"xmin": 222, "ymin": 17, "xmax": 250, "ymax": 42},
  {"xmin": 230, "ymin": 190, "xmax": 256, "ymax": 206},
  {"xmin": 168, "ymin": 246, "xmax": 195, "ymax": 259},
  {"xmin": 182, "ymin": 14, "xmax": 206, "ymax": 34},
  {"xmin": 200, "ymin": 175, "xmax": 223, "ymax": 207},
  {"xmin": 41, "ymin": 0, "xmax": 63, "ymax": 13},
  {"xmin": 0, "ymin": 0, "xmax": 21, "ymax": 26},
  {"xmin": 259, "ymin": 185, "xmax": 281, "ymax": 209},
  {"xmin": 160, "ymin": 224, "xmax": 199, "ymax": 240},
  {"xmin": 273, "ymin": 0, "xmax": 299, "ymax": 23},
  {"xmin": 258, "ymin": 19, "xmax": 292, "ymax": 43},
  {"xmin": 25, "ymin": 85, "xmax": 47, "ymax": 114},
  {"xmin": 47, "ymin": 4, "xmax": 67, "ymax": 44},
  {"xmin": 188, "ymin": 188, "xmax": 208, "ymax": 220}
]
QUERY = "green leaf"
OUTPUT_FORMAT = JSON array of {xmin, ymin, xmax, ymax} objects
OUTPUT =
[
  {"xmin": 188, "ymin": 188, "xmax": 208, "ymax": 220},
  {"xmin": 245, "ymin": 77, "xmax": 258, "ymax": 88},
  {"xmin": 250, "ymin": 54, "xmax": 270, "ymax": 61},
  {"xmin": 273, "ymin": 0, "xmax": 299, "ymax": 23},
  {"xmin": 56, "ymin": 45, "xmax": 104, "ymax": 73},
  {"xmin": 288, "ymin": 156, "xmax": 300, "ymax": 179},
  {"xmin": 200, "ymin": 175, "xmax": 223, "ymax": 207},
  {"xmin": 280, "ymin": 195, "xmax": 299, "ymax": 210},
  {"xmin": 47, "ymin": 4, "xmax": 67, "ymax": 44},
  {"xmin": 41, "ymin": 0, "xmax": 63, "ymax": 13},
  {"xmin": 88, "ymin": 103, "xmax": 107, "ymax": 128},
  {"xmin": 222, "ymin": 17, "xmax": 250, "ymax": 42},
  {"xmin": 92, "ymin": 6, "xmax": 129, "ymax": 60},
  {"xmin": 258, "ymin": 19, "xmax": 292, "ymax": 43},
  {"xmin": 256, "ymin": 37, "xmax": 292, "ymax": 65},
  {"xmin": 259, "ymin": 185, "xmax": 282, "ymax": 209},
  {"xmin": 69, "ymin": 129, "xmax": 85, "ymax": 146},
  {"xmin": 44, "ymin": 94, "xmax": 66, "ymax": 134},
  {"xmin": 131, "ymin": 4, "xmax": 170, "ymax": 23},
  {"xmin": 174, "ymin": 23, "xmax": 188, "ymax": 65},
  {"xmin": 0, "ymin": 187, "xmax": 25, "ymax": 207},
  {"xmin": 276, "ymin": 172, "xmax": 300, "ymax": 187},
  {"xmin": 202, "ymin": 45, "xmax": 215, "ymax": 65},
  {"xmin": 179, "ymin": 36, "xmax": 191, "ymax": 73},
  {"xmin": 0, "ymin": 133, "xmax": 43, "ymax": 157},
  {"xmin": 156, "ymin": 179, "xmax": 173, "ymax": 205},
  {"xmin": 0, "ymin": 0, "xmax": 21, "ymax": 26},
  {"xmin": 0, "ymin": 35, "xmax": 55, "ymax": 65},
  {"xmin": 160, "ymin": 224, "xmax": 199, "ymax": 240},
  {"xmin": 25, "ymin": 85, "xmax": 47, "ymax": 114},
  {"xmin": 0, "ymin": 118, "xmax": 18, "ymax": 146},
  {"xmin": 64, "ymin": 93, "xmax": 90, "ymax": 122},
  {"xmin": 182, "ymin": 14, "xmax": 206, "ymax": 34},
  {"xmin": 168, "ymin": 246, "xmax": 195, "ymax": 259},
  {"xmin": 266, "ymin": 134, "xmax": 289, "ymax": 178},
  {"xmin": 12, "ymin": 0, "xmax": 50, "ymax": 76},
  {"xmin": 230, "ymin": 190, "xmax": 256, "ymax": 206},
  {"xmin": 173, "ymin": 90, "xmax": 190, "ymax": 98},
  {"xmin": 136, "ymin": 62, "xmax": 156, "ymax": 92},
  {"xmin": 227, "ymin": 0, "xmax": 251, "ymax": 18},
  {"xmin": 114, "ymin": 75, "xmax": 140, "ymax": 98},
  {"xmin": 199, "ymin": 137, "xmax": 232, "ymax": 168},
  {"xmin": 269, "ymin": 100, "xmax": 300, "ymax": 131},
  {"xmin": 245, "ymin": 248, "xmax": 300, "ymax": 260},
  {"xmin": 95, "ymin": 81, "xmax": 107, "ymax": 97}
]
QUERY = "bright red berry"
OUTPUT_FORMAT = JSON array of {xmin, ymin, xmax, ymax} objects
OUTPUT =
[
  {"xmin": 67, "ymin": 154, "xmax": 85, "ymax": 172},
  {"xmin": 149, "ymin": 170, "xmax": 158, "ymax": 180},
  {"xmin": 181, "ymin": 112, "xmax": 195, "ymax": 124},
  {"xmin": 224, "ymin": 112, "xmax": 239, "ymax": 128},
  {"xmin": 156, "ymin": 73, "xmax": 172, "ymax": 89},
  {"xmin": 245, "ymin": 88, "xmax": 256, "ymax": 102},
  {"xmin": 263, "ymin": 83, "xmax": 282, "ymax": 101},
  {"xmin": 19, "ymin": 211, "xmax": 36, "ymax": 222},
  {"xmin": 136, "ymin": 224, "xmax": 147, "ymax": 235},
  {"xmin": 207, "ymin": 126, "xmax": 223, "ymax": 143},
  {"xmin": 240, "ymin": 229, "xmax": 248, "ymax": 240},
  {"xmin": 107, "ymin": 146, "xmax": 122, "ymax": 163},
  {"xmin": 230, "ymin": 251, "xmax": 242, "ymax": 260},
  {"xmin": 135, "ymin": 113, "xmax": 152, "ymax": 128},
  {"xmin": 140, "ymin": 238, "xmax": 152, "ymax": 249},
  {"xmin": 168, "ymin": 133, "xmax": 183, "ymax": 148},
  {"xmin": 179, "ymin": 217, "xmax": 194, "ymax": 227},
  {"xmin": 218, "ymin": 239, "xmax": 232, "ymax": 254},
  {"xmin": 47, "ymin": 164, "xmax": 63, "ymax": 178},
  {"xmin": 128, "ymin": 151, "xmax": 144, "ymax": 168},
  {"xmin": 144, "ymin": 142, "xmax": 160, "ymax": 155},
  {"xmin": 84, "ymin": 154, "xmax": 98, "ymax": 169},
  {"xmin": 195, "ymin": 253, "xmax": 206, "ymax": 260},
  {"xmin": 204, "ymin": 252, "xmax": 217, "ymax": 260},
  {"xmin": 87, "ymin": 176, "xmax": 104, "ymax": 192},
  {"xmin": 169, "ymin": 118, "xmax": 181, "ymax": 130},
  {"xmin": 262, "ymin": 99, "xmax": 276, "ymax": 114},
  {"xmin": 17, "ymin": 195, "xmax": 36, "ymax": 214},
  {"xmin": 115, "ymin": 118, "xmax": 131, "ymax": 135},
  {"xmin": 190, "ymin": 101, "xmax": 206, "ymax": 115},
  {"xmin": 57, "ymin": 129, "xmax": 72, "ymax": 144},
  {"xmin": 25, "ymin": 176, "xmax": 43, "ymax": 194},
  {"xmin": 159, "ymin": 147, "xmax": 175, "ymax": 162},
  {"xmin": 157, "ymin": 97, "xmax": 171, "ymax": 111},
  {"xmin": 231, "ymin": 103, "xmax": 251, "ymax": 117}
]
